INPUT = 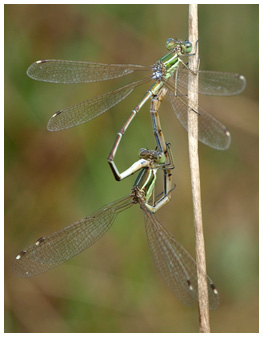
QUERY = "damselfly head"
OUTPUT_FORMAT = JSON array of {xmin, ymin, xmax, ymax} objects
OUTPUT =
[
  {"xmin": 139, "ymin": 148, "xmax": 156, "ymax": 160},
  {"xmin": 166, "ymin": 38, "xmax": 192, "ymax": 55},
  {"xmin": 139, "ymin": 148, "xmax": 165, "ymax": 165},
  {"xmin": 165, "ymin": 38, "xmax": 185, "ymax": 51}
]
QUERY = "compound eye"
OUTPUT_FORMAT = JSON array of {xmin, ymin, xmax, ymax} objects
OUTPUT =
[
  {"xmin": 158, "ymin": 153, "xmax": 165, "ymax": 164},
  {"xmin": 165, "ymin": 38, "xmax": 176, "ymax": 51},
  {"xmin": 182, "ymin": 40, "xmax": 192, "ymax": 54},
  {"xmin": 139, "ymin": 148, "xmax": 147, "ymax": 158}
]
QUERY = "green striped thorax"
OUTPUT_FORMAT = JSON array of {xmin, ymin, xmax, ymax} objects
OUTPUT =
[
  {"xmin": 133, "ymin": 149, "xmax": 165, "ymax": 203},
  {"xmin": 152, "ymin": 39, "xmax": 192, "ymax": 81}
]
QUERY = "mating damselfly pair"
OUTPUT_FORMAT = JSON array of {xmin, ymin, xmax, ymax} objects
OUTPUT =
[{"xmin": 14, "ymin": 38, "xmax": 246, "ymax": 309}]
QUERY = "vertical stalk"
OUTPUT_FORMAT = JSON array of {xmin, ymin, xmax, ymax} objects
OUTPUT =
[{"xmin": 188, "ymin": 4, "xmax": 211, "ymax": 333}]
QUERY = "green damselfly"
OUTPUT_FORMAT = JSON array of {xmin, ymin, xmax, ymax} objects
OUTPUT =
[
  {"xmin": 14, "ymin": 145, "xmax": 219, "ymax": 310},
  {"xmin": 27, "ymin": 38, "xmax": 246, "ymax": 158}
]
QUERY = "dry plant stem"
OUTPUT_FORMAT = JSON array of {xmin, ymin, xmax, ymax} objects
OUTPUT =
[{"xmin": 188, "ymin": 4, "xmax": 211, "ymax": 333}]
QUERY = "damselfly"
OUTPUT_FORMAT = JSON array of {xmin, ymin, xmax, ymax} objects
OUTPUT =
[
  {"xmin": 14, "ymin": 146, "xmax": 219, "ymax": 310},
  {"xmin": 27, "ymin": 38, "xmax": 246, "ymax": 156}
]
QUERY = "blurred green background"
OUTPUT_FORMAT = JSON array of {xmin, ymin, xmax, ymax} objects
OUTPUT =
[{"xmin": 5, "ymin": 4, "xmax": 258, "ymax": 333}]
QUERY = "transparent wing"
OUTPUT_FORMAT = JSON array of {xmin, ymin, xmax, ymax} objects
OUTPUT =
[
  {"xmin": 27, "ymin": 59, "xmax": 151, "ymax": 84},
  {"xmin": 47, "ymin": 77, "xmax": 152, "ymax": 131},
  {"xmin": 177, "ymin": 69, "xmax": 246, "ymax": 96},
  {"xmin": 14, "ymin": 196, "xmax": 133, "ymax": 277},
  {"xmin": 143, "ymin": 208, "xmax": 219, "ymax": 310},
  {"xmin": 168, "ymin": 85, "xmax": 231, "ymax": 150}
]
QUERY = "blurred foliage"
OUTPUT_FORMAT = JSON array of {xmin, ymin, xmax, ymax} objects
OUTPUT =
[{"xmin": 5, "ymin": 4, "xmax": 258, "ymax": 333}]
